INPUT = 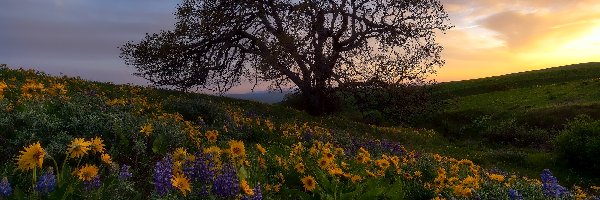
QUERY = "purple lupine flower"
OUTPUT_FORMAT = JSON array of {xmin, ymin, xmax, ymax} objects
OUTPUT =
[
  {"xmin": 84, "ymin": 176, "xmax": 101, "ymax": 191},
  {"xmin": 541, "ymin": 169, "xmax": 569, "ymax": 198},
  {"xmin": 119, "ymin": 164, "xmax": 133, "ymax": 181},
  {"xmin": 251, "ymin": 183, "xmax": 263, "ymax": 200},
  {"xmin": 302, "ymin": 130, "xmax": 314, "ymax": 142},
  {"xmin": 153, "ymin": 156, "xmax": 173, "ymax": 196},
  {"xmin": 0, "ymin": 177, "xmax": 12, "ymax": 197},
  {"xmin": 212, "ymin": 164, "xmax": 239, "ymax": 197},
  {"xmin": 508, "ymin": 189, "xmax": 523, "ymax": 200},
  {"xmin": 36, "ymin": 170, "xmax": 57, "ymax": 195},
  {"xmin": 189, "ymin": 152, "xmax": 214, "ymax": 183}
]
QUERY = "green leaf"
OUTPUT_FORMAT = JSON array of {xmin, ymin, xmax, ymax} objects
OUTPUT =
[
  {"xmin": 152, "ymin": 134, "xmax": 166, "ymax": 154},
  {"xmin": 238, "ymin": 166, "xmax": 249, "ymax": 180},
  {"xmin": 314, "ymin": 170, "xmax": 331, "ymax": 193}
]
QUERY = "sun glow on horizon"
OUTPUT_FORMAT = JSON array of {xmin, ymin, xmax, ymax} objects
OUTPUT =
[{"xmin": 435, "ymin": 1, "xmax": 600, "ymax": 83}]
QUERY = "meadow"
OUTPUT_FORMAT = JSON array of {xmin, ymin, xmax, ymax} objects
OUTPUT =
[{"xmin": 0, "ymin": 64, "xmax": 599, "ymax": 199}]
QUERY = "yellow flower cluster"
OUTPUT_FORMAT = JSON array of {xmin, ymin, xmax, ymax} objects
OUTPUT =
[
  {"xmin": 0, "ymin": 81, "xmax": 8, "ymax": 98},
  {"xmin": 430, "ymin": 156, "xmax": 482, "ymax": 198},
  {"xmin": 17, "ymin": 137, "xmax": 114, "ymax": 184}
]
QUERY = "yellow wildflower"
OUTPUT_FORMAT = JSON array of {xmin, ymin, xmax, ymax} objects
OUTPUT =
[
  {"xmin": 433, "ymin": 154, "xmax": 442, "ymax": 162},
  {"xmin": 228, "ymin": 140, "xmax": 246, "ymax": 158},
  {"xmin": 67, "ymin": 138, "xmax": 91, "ymax": 159},
  {"xmin": 16, "ymin": 142, "xmax": 45, "ymax": 171},
  {"xmin": 264, "ymin": 119, "xmax": 274, "ymax": 131},
  {"xmin": 309, "ymin": 146, "xmax": 319, "ymax": 156},
  {"xmin": 256, "ymin": 144, "xmax": 266, "ymax": 155},
  {"xmin": 0, "ymin": 81, "xmax": 7, "ymax": 98},
  {"xmin": 90, "ymin": 136, "xmax": 106, "ymax": 154},
  {"xmin": 77, "ymin": 164, "xmax": 99, "ymax": 181},
  {"xmin": 301, "ymin": 176, "xmax": 317, "ymax": 191},
  {"xmin": 101, "ymin": 153, "xmax": 112, "ymax": 165},
  {"xmin": 328, "ymin": 167, "xmax": 343, "ymax": 176},
  {"xmin": 351, "ymin": 175, "xmax": 362, "ymax": 183},
  {"xmin": 453, "ymin": 185, "xmax": 472, "ymax": 198},
  {"xmin": 488, "ymin": 173, "xmax": 505, "ymax": 182},
  {"xmin": 318, "ymin": 157, "xmax": 331, "ymax": 169},
  {"xmin": 375, "ymin": 158, "xmax": 390, "ymax": 170},
  {"xmin": 324, "ymin": 152, "xmax": 335, "ymax": 161},
  {"xmin": 171, "ymin": 174, "xmax": 192, "ymax": 196},
  {"xmin": 140, "ymin": 123, "xmax": 153, "ymax": 136},
  {"xmin": 295, "ymin": 162, "xmax": 305, "ymax": 174},
  {"xmin": 173, "ymin": 147, "xmax": 195, "ymax": 163},
  {"xmin": 205, "ymin": 130, "xmax": 218, "ymax": 143},
  {"xmin": 356, "ymin": 147, "xmax": 371, "ymax": 164},
  {"xmin": 240, "ymin": 179, "xmax": 254, "ymax": 196},
  {"xmin": 414, "ymin": 171, "xmax": 422, "ymax": 178},
  {"xmin": 48, "ymin": 83, "xmax": 67, "ymax": 96}
]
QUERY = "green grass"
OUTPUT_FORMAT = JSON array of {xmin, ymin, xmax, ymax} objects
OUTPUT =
[
  {"xmin": 434, "ymin": 62, "xmax": 600, "ymax": 99},
  {"xmin": 418, "ymin": 62, "xmax": 600, "ymax": 186}
]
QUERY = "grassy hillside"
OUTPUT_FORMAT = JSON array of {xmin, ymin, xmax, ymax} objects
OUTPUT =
[
  {"xmin": 430, "ymin": 62, "xmax": 600, "ymax": 130},
  {"xmin": 435, "ymin": 62, "xmax": 600, "ymax": 99},
  {"xmin": 414, "ymin": 62, "xmax": 600, "ymax": 190},
  {"xmin": 0, "ymin": 65, "xmax": 599, "ymax": 199}
]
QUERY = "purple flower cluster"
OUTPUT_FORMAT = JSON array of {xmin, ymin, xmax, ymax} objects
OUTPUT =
[
  {"xmin": 119, "ymin": 164, "xmax": 133, "ymax": 181},
  {"xmin": 36, "ymin": 170, "xmax": 57, "ymax": 195},
  {"xmin": 153, "ymin": 156, "xmax": 173, "ymax": 196},
  {"xmin": 188, "ymin": 153, "xmax": 214, "ymax": 183},
  {"xmin": 251, "ymin": 184, "xmax": 263, "ymax": 200},
  {"xmin": 508, "ymin": 189, "xmax": 523, "ymax": 200},
  {"xmin": 212, "ymin": 164, "xmax": 239, "ymax": 197},
  {"xmin": 540, "ymin": 169, "xmax": 569, "ymax": 198},
  {"xmin": 0, "ymin": 177, "xmax": 12, "ymax": 197},
  {"xmin": 84, "ymin": 176, "xmax": 101, "ymax": 191}
]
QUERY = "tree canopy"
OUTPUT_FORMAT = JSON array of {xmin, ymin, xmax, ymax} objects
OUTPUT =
[{"xmin": 120, "ymin": 0, "xmax": 452, "ymax": 115}]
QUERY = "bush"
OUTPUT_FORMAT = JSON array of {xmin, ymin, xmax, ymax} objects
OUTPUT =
[
  {"xmin": 460, "ymin": 116, "xmax": 553, "ymax": 148},
  {"xmin": 554, "ymin": 115, "xmax": 600, "ymax": 171}
]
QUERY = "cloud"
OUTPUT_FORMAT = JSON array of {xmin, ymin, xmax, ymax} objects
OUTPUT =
[
  {"xmin": 434, "ymin": 0, "xmax": 600, "ymax": 82},
  {"xmin": 0, "ymin": 0, "xmax": 180, "ymax": 85}
]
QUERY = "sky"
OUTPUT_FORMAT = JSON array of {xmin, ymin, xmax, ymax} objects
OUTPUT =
[{"xmin": 1, "ymin": 0, "xmax": 599, "ymax": 93}]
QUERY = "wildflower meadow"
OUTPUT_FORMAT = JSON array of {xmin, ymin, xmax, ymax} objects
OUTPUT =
[{"xmin": 0, "ymin": 65, "xmax": 599, "ymax": 199}]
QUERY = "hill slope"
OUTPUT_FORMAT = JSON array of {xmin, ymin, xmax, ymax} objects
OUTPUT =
[
  {"xmin": 431, "ymin": 62, "xmax": 600, "ymax": 130},
  {"xmin": 0, "ymin": 65, "xmax": 598, "ymax": 199}
]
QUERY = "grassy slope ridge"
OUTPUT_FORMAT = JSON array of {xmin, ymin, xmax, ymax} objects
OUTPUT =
[
  {"xmin": 435, "ymin": 62, "xmax": 600, "ymax": 99},
  {"xmin": 432, "ymin": 62, "xmax": 600, "ymax": 128}
]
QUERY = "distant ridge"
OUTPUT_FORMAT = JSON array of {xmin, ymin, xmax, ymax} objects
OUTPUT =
[
  {"xmin": 225, "ymin": 90, "xmax": 291, "ymax": 104},
  {"xmin": 434, "ymin": 62, "xmax": 600, "ymax": 98}
]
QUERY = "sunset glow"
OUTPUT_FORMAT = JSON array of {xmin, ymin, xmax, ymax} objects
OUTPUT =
[{"xmin": 436, "ymin": 0, "xmax": 600, "ymax": 82}]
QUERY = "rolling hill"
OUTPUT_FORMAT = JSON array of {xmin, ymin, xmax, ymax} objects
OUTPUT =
[{"xmin": 0, "ymin": 63, "xmax": 599, "ymax": 199}]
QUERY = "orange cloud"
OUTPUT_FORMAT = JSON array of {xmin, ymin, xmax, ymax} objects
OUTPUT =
[{"xmin": 435, "ymin": 0, "xmax": 600, "ymax": 82}]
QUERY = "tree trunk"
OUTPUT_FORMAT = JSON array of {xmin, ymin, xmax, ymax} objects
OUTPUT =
[{"xmin": 303, "ymin": 87, "xmax": 331, "ymax": 115}]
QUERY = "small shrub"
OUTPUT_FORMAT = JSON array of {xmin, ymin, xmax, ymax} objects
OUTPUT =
[
  {"xmin": 362, "ymin": 110, "xmax": 385, "ymax": 125},
  {"xmin": 461, "ymin": 116, "xmax": 553, "ymax": 148},
  {"xmin": 554, "ymin": 115, "xmax": 600, "ymax": 171}
]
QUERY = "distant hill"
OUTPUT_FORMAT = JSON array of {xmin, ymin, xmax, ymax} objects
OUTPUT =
[
  {"xmin": 434, "ymin": 62, "xmax": 600, "ymax": 99},
  {"xmin": 225, "ymin": 90, "xmax": 291, "ymax": 104}
]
